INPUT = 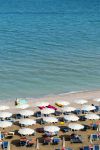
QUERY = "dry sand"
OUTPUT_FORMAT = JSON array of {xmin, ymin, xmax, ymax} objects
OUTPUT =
[{"xmin": 0, "ymin": 89, "xmax": 100, "ymax": 150}]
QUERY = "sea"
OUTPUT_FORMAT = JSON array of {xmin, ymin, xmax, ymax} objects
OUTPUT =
[{"xmin": 0, "ymin": 0, "xmax": 100, "ymax": 100}]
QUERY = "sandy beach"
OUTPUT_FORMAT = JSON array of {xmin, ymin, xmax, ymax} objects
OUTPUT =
[
  {"xmin": 1, "ymin": 89, "xmax": 100, "ymax": 112},
  {"xmin": 0, "ymin": 89, "xmax": 100, "ymax": 150}
]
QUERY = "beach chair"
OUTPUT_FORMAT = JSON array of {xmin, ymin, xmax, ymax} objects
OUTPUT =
[
  {"xmin": 92, "ymin": 124, "xmax": 98, "ymax": 130},
  {"xmin": 2, "ymin": 141, "xmax": 9, "ymax": 150},
  {"xmin": 93, "ymin": 145, "xmax": 100, "ymax": 150},
  {"xmin": 55, "ymin": 111, "xmax": 62, "ymax": 116},
  {"xmin": 95, "ymin": 106, "xmax": 100, "ymax": 112},
  {"xmin": 16, "ymin": 114, "xmax": 22, "ymax": 119},
  {"xmin": 79, "ymin": 115, "xmax": 86, "ymax": 121},
  {"xmin": 66, "ymin": 148, "xmax": 73, "ymax": 150},
  {"xmin": 74, "ymin": 109, "xmax": 82, "ymax": 115},
  {"xmin": 61, "ymin": 126, "xmax": 70, "ymax": 132},
  {"xmin": 47, "ymin": 105, "xmax": 57, "ymax": 110},
  {"xmin": 90, "ymin": 134, "xmax": 98, "ymax": 141},
  {"xmin": 20, "ymin": 137, "xmax": 27, "ymax": 146},
  {"xmin": 52, "ymin": 138, "xmax": 60, "ymax": 145},
  {"xmin": 35, "ymin": 111, "xmax": 41, "ymax": 117}
]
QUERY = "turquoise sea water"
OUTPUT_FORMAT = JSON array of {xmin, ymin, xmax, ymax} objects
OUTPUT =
[{"xmin": 0, "ymin": 0, "xmax": 100, "ymax": 100}]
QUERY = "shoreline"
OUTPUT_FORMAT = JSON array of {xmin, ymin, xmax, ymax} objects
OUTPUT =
[{"xmin": 0, "ymin": 89, "xmax": 100, "ymax": 111}]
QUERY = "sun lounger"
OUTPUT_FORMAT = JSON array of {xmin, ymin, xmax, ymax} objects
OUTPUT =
[
  {"xmin": 52, "ymin": 138, "xmax": 60, "ymax": 144},
  {"xmin": 55, "ymin": 111, "xmax": 62, "ymax": 116},
  {"xmin": 38, "ymin": 106, "xmax": 45, "ymax": 110},
  {"xmin": 70, "ymin": 135, "xmax": 83, "ymax": 143},
  {"xmin": 90, "ymin": 134, "xmax": 99, "ymax": 141},
  {"xmin": 66, "ymin": 148, "xmax": 73, "ymax": 150},
  {"xmin": 35, "ymin": 111, "xmax": 41, "ymax": 117},
  {"xmin": 2, "ymin": 141, "xmax": 9, "ymax": 150},
  {"xmin": 20, "ymin": 137, "xmax": 27, "ymax": 146},
  {"xmin": 79, "ymin": 115, "xmax": 86, "ymax": 121},
  {"xmin": 47, "ymin": 105, "xmax": 57, "ymax": 110},
  {"xmin": 91, "ymin": 124, "xmax": 98, "ymax": 130},
  {"xmin": 43, "ymin": 137, "xmax": 51, "ymax": 145},
  {"xmin": 74, "ymin": 109, "xmax": 82, "ymax": 115},
  {"xmin": 93, "ymin": 145, "xmax": 100, "ymax": 150},
  {"xmin": 5, "ymin": 131, "xmax": 14, "ymax": 139}
]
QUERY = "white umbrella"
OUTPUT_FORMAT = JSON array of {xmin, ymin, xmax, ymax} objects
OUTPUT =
[
  {"xmin": 36, "ymin": 138, "xmax": 39, "ymax": 150},
  {"xmin": 62, "ymin": 106, "xmax": 76, "ymax": 112},
  {"xmin": 43, "ymin": 117, "xmax": 58, "ymax": 123},
  {"xmin": 0, "ymin": 112, "xmax": 12, "ymax": 119},
  {"xmin": 44, "ymin": 126, "xmax": 60, "ymax": 133},
  {"xmin": 16, "ymin": 104, "xmax": 30, "ymax": 109},
  {"xmin": 82, "ymin": 105, "xmax": 96, "ymax": 111},
  {"xmin": 62, "ymin": 137, "xmax": 65, "ymax": 149},
  {"xmin": 19, "ymin": 119, "xmax": 36, "ymax": 126},
  {"xmin": 55, "ymin": 100, "xmax": 70, "ymax": 106},
  {"xmin": 68, "ymin": 123, "xmax": 84, "ymax": 131},
  {"xmin": 74, "ymin": 99, "xmax": 88, "ymax": 105},
  {"xmin": 64, "ymin": 114, "xmax": 79, "ymax": 122},
  {"xmin": 41, "ymin": 108, "xmax": 55, "ymax": 115},
  {"xmin": 19, "ymin": 110, "xmax": 34, "ymax": 117},
  {"xmin": 35, "ymin": 102, "xmax": 49, "ymax": 107},
  {"xmin": 85, "ymin": 114, "xmax": 99, "ymax": 120},
  {"xmin": 94, "ymin": 98, "xmax": 100, "ymax": 102},
  {"xmin": 18, "ymin": 128, "xmax": 35, "ymax": 135},
  {"xmin": 0, "ymin": 121, "xmax": 12, "ymax": 128},
  {"xmin": 0, "ymin": 106, "xmax": 10, "ymax": 111}
]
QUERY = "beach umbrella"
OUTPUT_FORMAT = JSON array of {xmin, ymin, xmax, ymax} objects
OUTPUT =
[
  {"xmin": 68, "ymin": 123, "xmax": 84, "ymax": 131},
  {"xmin": 18, "ymin": 128, "xmax": 35, "ymax": 135},
  {"xmin": 64, "ymin": 114, "xmax": 79, "ymax": 122},
  {"xmin": 0, "ymin": 112, "xmax": 12, "ymax": 119},
  {"xmin": 0, "ymin": 121, "xmax": 12, "ymax": 128},
  {"xmin": 36, "ymin": 138, "xmax": 39, "ymax": 150},
  {"xmin": 41, "ymin": 108, "xmax": 55, "ymax": 115},
  {"xmin": 94, "ymin": 98, "xmax": 100, "ymax": 102},
  {"xmin": 0, "ymin": 105, "xmax": 10, "ymax": 111},
  {"xmin": 19, "ymin": 119, "xmax": 36, "ymax": 126},
  {"xmin": 62, "ymin": 137, "xmax": 65, "ymax": 149},
  {"xmin": 82, "ymin": 105, "xmax": 96, "ymax": 112},
  {"xmin": 85, "ymin": 114, "xmax": 99, "ymax": 120},
  {"xmin": 55, "ymin": 100, "xmax": 70, "ymax": 106},
  {"xmin": 94, "ymin": 98, "xmax": 100, "ymax": 106},
  {"xmin": 74, "ymin": 99, "xmax": 88, "ymax": 105},
  {"xmin": 62, "ymin": 106, "xmax": 76, "ymax": 112},
  {"xmin": 19, "ymin": 110, "xmax": 34, "ymax": 117},
  {"xmin": 44, "ymin": 126, "xmax": 60, "ymax": 133},
  {"xmin": 43, "ymin": 117, "xmax": 58, "ymax": 123},
  {"xmin": 16, "ymin": 104, "xmax": 30, "ymax": 109},
  {"xmin": 35, "ymin": 102, "xmax": 49, "ymax": 107}
]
